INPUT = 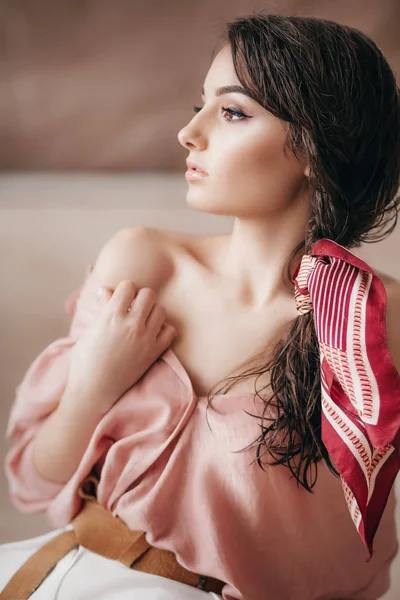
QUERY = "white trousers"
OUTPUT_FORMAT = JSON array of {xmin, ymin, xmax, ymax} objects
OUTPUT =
[{"xmin": 0, "ymin": 525, "xmax": 223, "ymax": 600}]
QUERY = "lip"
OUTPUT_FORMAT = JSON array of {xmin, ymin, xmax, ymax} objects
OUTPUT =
[
  {"xmin": 185, "ymin": 169, "xmax": 209, "ymax": 181},
  {"xmin": 186, "ymin": 159, "xmax": 208, "ymax": 175}
]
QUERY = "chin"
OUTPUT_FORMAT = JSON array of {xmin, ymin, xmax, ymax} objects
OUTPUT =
[
  {"xmin": 186, "ymin": 199, "xmax": 234, "ymax": 217},
  {"xmin": 185, "ymin": 187, "xmax": 230, "ymax": 212}
]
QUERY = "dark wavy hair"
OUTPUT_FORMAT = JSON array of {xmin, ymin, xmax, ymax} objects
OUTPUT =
[{"xmin": 203, "ymin": 12, "xmax": 400, "ymax": 492}]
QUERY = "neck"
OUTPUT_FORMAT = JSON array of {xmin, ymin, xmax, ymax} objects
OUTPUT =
[{"xmin": 216, "ymin": 193, "xmax": 309, "ymax": 309}]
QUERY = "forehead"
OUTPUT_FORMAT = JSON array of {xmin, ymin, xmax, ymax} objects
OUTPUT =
[{"xmin": 202, "ymin": 44, "xmax": 240, "ymax": 93}]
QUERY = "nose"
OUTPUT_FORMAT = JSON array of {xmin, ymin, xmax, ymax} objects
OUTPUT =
[
  {"xmin": 177, "ymin": 115, "xmax": 207, "ymax": 151},
  {"xmin": 177, "ymin": 127, "xmax": 190, "ymax": 149}
]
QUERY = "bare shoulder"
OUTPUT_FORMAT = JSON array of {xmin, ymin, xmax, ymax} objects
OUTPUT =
[
  {"xmin": 91, "ymin": 226, "xmax": 176, "ymax": 293},
  {"xmin": 374, "ymin": 268, "xmax": 400, "ymax": 289}
]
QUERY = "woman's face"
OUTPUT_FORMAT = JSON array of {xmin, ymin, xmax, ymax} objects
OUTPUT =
[{"xmin": 177, "ymin": 44, "xmax": 309, "ymax": 218}]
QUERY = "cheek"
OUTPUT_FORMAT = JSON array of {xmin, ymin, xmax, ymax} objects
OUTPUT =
[
  {"xmin": 219, "ymin": 135, "xmax": 287, "ymax": 187},
  {"xmin": 209, "ymin": 127, "xmax": 302, "ymax": 213}
]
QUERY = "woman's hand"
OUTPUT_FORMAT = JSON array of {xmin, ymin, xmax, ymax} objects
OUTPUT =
[{"xmin": 65, "ymin": 280, "xmax": 177, "ymax": 415}]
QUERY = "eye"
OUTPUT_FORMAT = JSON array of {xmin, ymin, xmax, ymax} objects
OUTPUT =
[{"xmin": 192, "ymin": 105, "xmax": 250, "ymax": 122}]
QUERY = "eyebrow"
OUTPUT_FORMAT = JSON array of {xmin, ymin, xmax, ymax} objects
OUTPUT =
[{"xmin": 201, "ymin": 84, "xmax": 257, "ymax": 101}]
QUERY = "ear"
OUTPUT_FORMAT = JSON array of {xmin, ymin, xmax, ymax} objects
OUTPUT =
[{"xmin": 303, "ymin": 164, "xmax": 310, "ymax": 178}]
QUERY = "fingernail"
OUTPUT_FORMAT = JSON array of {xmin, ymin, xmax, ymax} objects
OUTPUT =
[{"xmin": 97, "ymin": 287, "xmax": 105, "ymax": 300}]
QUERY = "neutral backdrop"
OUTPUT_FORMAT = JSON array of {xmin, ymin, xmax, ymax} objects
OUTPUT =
[{"xmin": 0, "ymin": 0, "xmax": 399, "ymax": 170}]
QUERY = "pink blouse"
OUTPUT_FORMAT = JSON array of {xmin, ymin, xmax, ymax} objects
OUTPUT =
[{"xmin": 5, "ymin": 266, "xmax": 399, "ymax": 600}]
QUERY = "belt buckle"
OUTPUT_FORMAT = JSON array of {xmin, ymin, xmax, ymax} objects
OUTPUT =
[
  {"xmin": 77, "ymin": 474, "xmax": 99, "ymax": 501},
  {"xmin": 196, "ymin": 574, "xmax": 208, "ymax": 590}
]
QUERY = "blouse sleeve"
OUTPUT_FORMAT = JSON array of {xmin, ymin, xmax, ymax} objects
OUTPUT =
[{"xmin": 4, "ymin": 264, "xmax": 102, "ymax": 513}]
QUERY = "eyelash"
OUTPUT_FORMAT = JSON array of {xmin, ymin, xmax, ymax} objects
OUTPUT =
[{"xmin": 192, "ymin": 105, "xmax": 249, "ymax": 122}]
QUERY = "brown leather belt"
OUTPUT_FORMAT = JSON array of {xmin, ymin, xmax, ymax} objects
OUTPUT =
[{"xmin": 0, "ymin": 475, "xmax": 224, "ymax": 599}]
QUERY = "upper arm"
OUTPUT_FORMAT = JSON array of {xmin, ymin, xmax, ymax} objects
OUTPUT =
[{"xmin": 92, "ymin": 226, "xmax": 174, "ymax": 294}]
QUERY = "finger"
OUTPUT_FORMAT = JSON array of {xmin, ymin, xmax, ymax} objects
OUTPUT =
[
  {"xmin": 130, "ymin": 288, "xmax": 157, "ymax": 322},
  {"xmin": 157, "ymin": 323, "xmax": 177, "ymax": 348},
  {"xmin": 108, "ymin": 280, "xmax": 138, "ymax": 314},
  {"xmin": 146, "ymin": 304, "xmax": 166, "ymax": 332}
]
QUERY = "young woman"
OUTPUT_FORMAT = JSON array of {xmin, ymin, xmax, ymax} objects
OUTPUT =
[{"xmin": 1, "ymin": 12, "xmax": 400, "ymax": 600}]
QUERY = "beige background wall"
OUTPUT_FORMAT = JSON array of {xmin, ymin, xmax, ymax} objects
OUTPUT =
[{"xmin": 0, "ymin": 0, "xmax": 399, "ymax": 170}]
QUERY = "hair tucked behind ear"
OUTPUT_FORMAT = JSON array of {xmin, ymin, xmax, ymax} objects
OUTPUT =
[{"xmin": 204, "ymin": 12, "xmax": 400, "ymax": 492}]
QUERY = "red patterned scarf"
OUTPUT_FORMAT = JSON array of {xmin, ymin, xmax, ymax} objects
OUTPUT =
[{"xmin": 292, "ymin": 238, "xmax": 400, "ymax": 561}]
